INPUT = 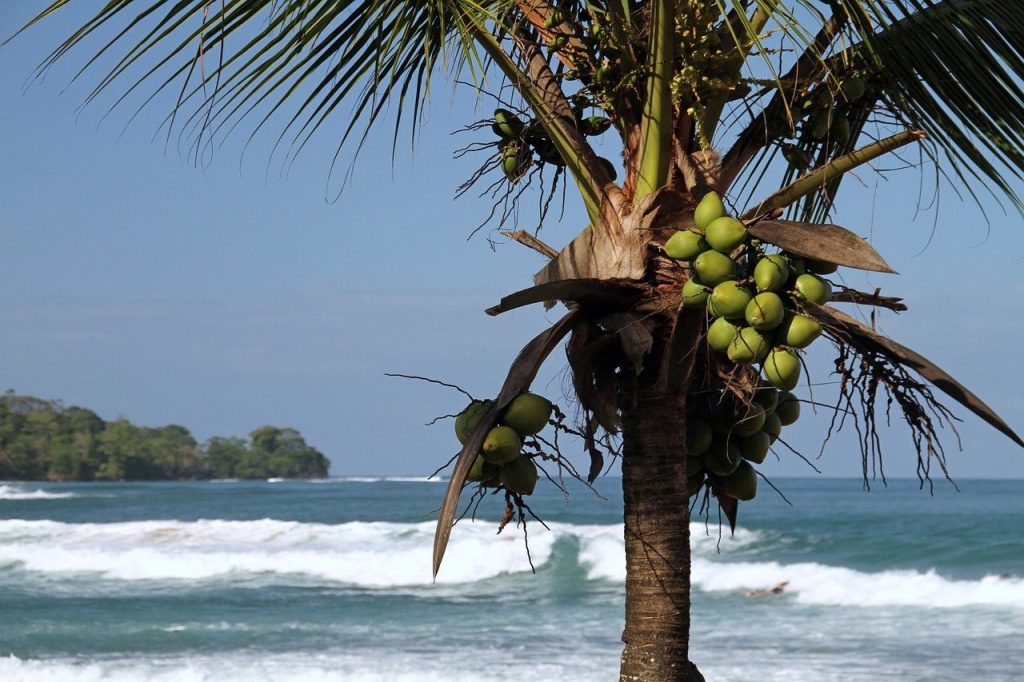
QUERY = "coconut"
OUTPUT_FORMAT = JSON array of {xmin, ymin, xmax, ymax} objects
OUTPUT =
[
  {"xmin": 682, "ymin": 278, "xmax": 711, "ymax": 308},
  {"xmin": 582, "ymin": 115, "xmax": 612, "ymax": 136},
  {"xmin": 762, "ymin": 412, "xmax": 783, "ymax": 443},
  {"xmin": 728, "ymin": 327, "xmax": 770, "ymax": 364},
  {"xmin": 694, "ymin": 250, "xmax": 738, "ymax": 286},
  {"xmin": 481, "ymin": 425, "xmax": 522, "ymax": 464},
  {"xmin": 775, "ymin": 391, "xmax": 801, "ymax": 425},
  {"xmin": 664, "ymin": 230, "xmax": 709, "ymax": 261},
  {"xmin": 493, "ymin": 109, "xmax": 524, "ymax": 139},
  {"xmin": 733, "ymin": 403, "xmax": 767, "ymax": 437},
  {"xmin": 793, "ymin": 273, "xmax": 832, "ymax": 305},
  {"xmin": 778, "ymin": 313, "xmax": 822, "ymax": 349},
  {"xmin": 753, "ymin": 381, "xmax": 779, "ymax": 413},
  {"xmin": 831, "ymin": 116, "xmax": 851, "ymax": 143},
  {"xmin": 500, "ymin": 456, "xmax": 539, "ymax": 495},
  {"xmin": 467, "ymin": 455, "xmax": 500, "ymax": 484},
  {"xmin": 841, "ymin": 77, "xmax": 867, "ymax": 101},
  {"xmin": 808, "ymin": 109, "xmax": 832, "ymax": 140},
  {"xmin": 709, "ymin": 281, "xmax": 754, "ymax": 320},
  {"xmin": 694, "ymin": 191, "xmax": 726, "ymax": 231},
  {"xmin": 704, "ymin": 438, "xmax": 743, "ymax": 477},
  {"xmin": 686, "ymin": 418, "xmax": 713, "ymax": 456},
  {"xmin": 786, "ymin": 256, "xmax": 807, "ymax": 279},
  {"xmin": 718, "ymin": 460, "xmax": 758, "ymax": 501},
  {"xmin": 543, "ymin": 7, "xmax": 568, "ymax": 28},
  {"xmin": 745, "ymin": 292, "xmax": 786, "ymax": 330},
  {"xmin": 764, "ymin": 349, "xmax": 802, "ymax": 391},
  {"xmin": 737, "ymin": 431, "xmax": 771, "ymax": 464},
  {"xmin": 598, "ymin": 157, "xmax": 618, "ymax": 181},
  {"xmin": 806, "ymin": 259, "xmax": 839, "ymax": 275},
  {"xmin": 707, "ymin": 317, "xmax": 738, "ymax": 352},
  {"xmin": 502, "ymin": 393, "xmax": 553, "ymax": 436},
  {"xmin": 705, "ymin": 216, "xmax": 748, "ymax": 253},
  {"xmin": 753, "ymin": 254, "xmax": 790, "ymax": 292},
  {"xmin": 455, "ymin": 400, "xmax": 492, "ymax": 445}
]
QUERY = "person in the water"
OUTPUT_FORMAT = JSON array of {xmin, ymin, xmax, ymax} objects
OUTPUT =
[{"xmin": 746, "ymin": 581, "xmax": 789, "ymax": 597}]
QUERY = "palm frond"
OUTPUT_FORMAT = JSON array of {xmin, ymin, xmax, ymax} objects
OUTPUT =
[
  {"xmin": 13, "ymin": 0, "xmax": 519, "ymax": 166},
  {"xmin": 845, "ymin": 0, "xmax": 1024, "ymax": 212}
]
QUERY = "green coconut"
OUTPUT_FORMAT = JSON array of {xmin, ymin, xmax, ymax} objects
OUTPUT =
[
  {"xmin": 694, "ymin": 191, "xmax": 726, "ymax": 231},
  {"xmin": 543, "ymin": 8, "xmax": 568, "ymax": 28},
  {"xmin": 764, "ymin": 349, "xmax": 802, "ymax": 391},
  {"xmin": 709, "ymin": 281, "xmax": 754, "ymax": 320},
  {"xmin": 705, "ymin": 216, "xmax": 748, "ymax": 253},
  {"xmin": 728, "ymin": 327, "xmax": 770, "ymax": 364},
  {"xmin": 733, "ymin": 403, "xmax": 767, "ymax": 437},
  {"xmin": 745, "ymin": 292, "xmax": 786, "ymax": 330},
  {"xmin": 754, "ymin": 254, "xmax": 790, "ymax": 292},
  {"xmin": 694, "ymin": 250, "xmax": 738, "ymax": 286},
  {"xmin": 502, "ymin": 392, "xmax": 553, "ymax": 436},
  {"xmin": 481, "ymin": 425, "xmax": 522, "ymax": 465},
  {"xmin": 793, "ymin": 273, "xmax": 833, "ymax": 305},
  {"xmin": 500, "ymin": 455, "xmax": 539, "ymax": 495},
  {"xmin": 582, "ymin": 115, "xmax": 612, "ymax": 136},
  {"xmin": 778, "ymin": 313, "xmax": 822, "ymax": 349},
  {"xmin": 682, "ymin": 278, "xmax": 712, "ymax": 308},
  {"xmin": 493, "ymin": 109, "xmax": 524, "ymax": 139},
  {"xmin": 718, "ymin": 460, "xmax": 758, "ymax": 501},
  {"xmin": 664, "ymin": 230, "xmax": 709, "ymax": 261},
  {"xmin": 704, "ymin": 438, "xmax": 744, "ymax": 477},
  {"xmin": 687, "ymin": 418, "xmax": 713, "ymax": 456},
  {"xmin": 737, "ymin": 431, "xmax": 771, "ymax": 464},
  {"xmin": 775, "ymin": 391, "xmax": 801, "ymax": 425},
  {"xmin": 455, "ymin": 400, "xmax": 493, "ymax": 445},
  {"xmin": 762, "ymin": 412, "xmax": 783, "ymax": 443},
  {"xmin": 841, "ymin": 77, "xmax": 867, "ymax": 101},
  {"xmin": 500, "ymin": 144, "xmax": 531, "ymax": 182},
  {"xmin": 467, "ymin": 455, "xmax": 500, "ymax": 485},
  {"xmin": 808, "ymin": 109, "xmax": 832, "ymax": 140},
  {"xmin": 707, "ymin": 317, "xmax": 738, "ymax": 352}
]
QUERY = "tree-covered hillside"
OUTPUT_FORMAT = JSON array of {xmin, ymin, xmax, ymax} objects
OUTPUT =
[{"xmin": 0, "ymin": 391, "xmax": 329, "ymax": 481}]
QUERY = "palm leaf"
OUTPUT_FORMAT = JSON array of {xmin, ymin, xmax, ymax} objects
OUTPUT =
[{"xmin": 13, "ymin": 1, "xmax": 519, "ymax": 167}]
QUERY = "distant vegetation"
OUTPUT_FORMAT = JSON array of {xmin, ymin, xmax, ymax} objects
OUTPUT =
[{"xmin": 0, "ymin": 391, "xmax": 329, "ymax": 481}]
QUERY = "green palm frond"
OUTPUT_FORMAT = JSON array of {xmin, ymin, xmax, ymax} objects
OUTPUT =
[
  {"xmin": 846, "ymin": 0, "xmax": 1024, "ymax": 211},
  {"xmin": 13, "ymin": 0, "xmax": 517, "ymax": 165},
  {"xmin": 726, "ymin": 0, "xmax": 1024, "ymax": 216}
]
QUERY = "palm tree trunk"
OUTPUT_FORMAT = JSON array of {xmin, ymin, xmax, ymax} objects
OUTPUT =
[{"xmin": 618, "ymin": 360, "xmax": 703, "ymax": 681}]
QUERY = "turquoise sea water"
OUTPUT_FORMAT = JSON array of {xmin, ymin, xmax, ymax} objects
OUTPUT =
[{"xmin": 1, "ymin": 477, "xmax": 1022, "ymax": 681}]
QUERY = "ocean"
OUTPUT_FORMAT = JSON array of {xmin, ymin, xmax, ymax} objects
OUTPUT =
[{"xmin": 1, "ymin": 477, "xmax": 1022, "ymax": 681}]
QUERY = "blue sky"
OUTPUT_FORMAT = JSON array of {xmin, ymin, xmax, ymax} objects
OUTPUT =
[{"xmin": 2, "ymin": 3, "xmax": 1022, "ymax": 480}]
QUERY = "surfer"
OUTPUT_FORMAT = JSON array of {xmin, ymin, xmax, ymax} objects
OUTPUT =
[{"xmin": 745, "ymin": 581, "xmax": 789, "ymax": 597}]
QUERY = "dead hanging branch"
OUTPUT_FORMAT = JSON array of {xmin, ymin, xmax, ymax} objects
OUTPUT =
[
  {"xmin": 809, "ymin": 302, "xmax": 1022, "ymax": 488},
  {"xmin": 810, "ymin": 305, "xmax": 1023, "ymax": 449}
]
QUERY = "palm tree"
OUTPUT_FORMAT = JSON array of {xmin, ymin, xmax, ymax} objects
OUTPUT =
[{"xmin": 13, "ymin": 1, "xmax": 1024, "ymax": 679}]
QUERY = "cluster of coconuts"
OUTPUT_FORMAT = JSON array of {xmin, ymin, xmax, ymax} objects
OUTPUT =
[
  {"xmin": 490, "ymin": 104, "xmax": 615, "ymax": 183},
  {"xmin": 685, "ymin": 384, "xmax": 802, "ymax": 502},
  {"xmin": 454, "ymin": 393, "xmax": 554, "ymax": 495},
  {"xmin": 665, "ymin": 191, "xmax": 835, "ymax": 393}
]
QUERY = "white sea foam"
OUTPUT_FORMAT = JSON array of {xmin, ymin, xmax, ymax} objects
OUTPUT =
[
  {"xmin": 1, "ymin": 517, "xmax": 1021, "ymax": 609},
  {"xmin": 0, "ymin": 485, "xmax": 75, "ymax": 500},
  {"xmin": 0, "ymin": 653, "xmax": 608, "ymax": 682}
]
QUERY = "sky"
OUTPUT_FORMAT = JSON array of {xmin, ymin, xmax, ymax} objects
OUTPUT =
[{"xmin": 1, "ymin": 3, "xmax": 1022, "ymax": 480}]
